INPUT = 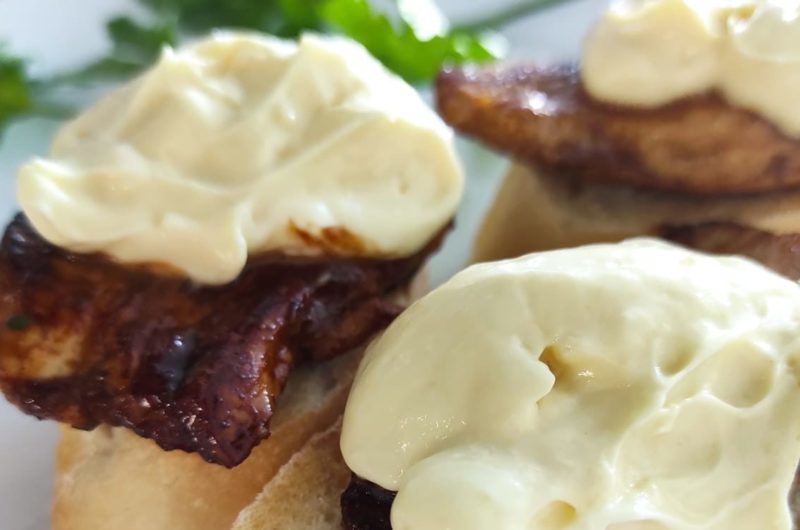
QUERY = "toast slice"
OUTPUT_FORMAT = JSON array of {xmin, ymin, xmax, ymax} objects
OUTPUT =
[
  {"xmin": 474, "ymin": 163, "xmax": 800, "ymax": 264},
  {"xmin": 52, "ymin": 352, "xmax": 360, "ymax": 530},
  {"xmin": 232, "ymin": 419, "xmax": 348, "ymax": 530}
]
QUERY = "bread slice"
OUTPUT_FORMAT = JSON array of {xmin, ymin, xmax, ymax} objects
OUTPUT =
[
  {"xmin": 52, "ymin": 352, "xmax": 360, "ymax": 530},
  {"xmin": 232, "ymin": 419, "xmax": 348, "ymax": 530},
  {"xmin": 52, "ymin": 273, "xmax": 427, "ymax": 530},
  {"xmin": 474, "ymin": 163, "xmax": 800, "ymax": 263}
]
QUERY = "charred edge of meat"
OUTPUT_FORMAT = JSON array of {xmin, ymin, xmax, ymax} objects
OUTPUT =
[
  {"xmin": 341, "ymin": 475, "xmax": 396, "ymax": 530},
  {"xmin": 0, "ymin": 214, "xmax": 446, "ymax": 467}
]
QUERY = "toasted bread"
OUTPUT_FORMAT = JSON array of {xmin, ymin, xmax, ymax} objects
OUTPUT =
[
  {"xmin": 232, "ymin": 420, "xmax": 348, "ymax": 530},
  {"xmin": 474, "ymin": 163, "xmax": 800, "ymax": 264},
  {"xmin": 53, "ymin": 352, "xmax": 359, "ymax": 530}
]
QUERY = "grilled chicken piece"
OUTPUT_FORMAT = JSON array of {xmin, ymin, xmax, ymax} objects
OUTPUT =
[
  {"xmin": 436, "ymin": 65, "xmax": 800, "ymax": 195},
  {"xmin": 0, "ymin": 215, "xmax": 440, "ymax": 467},
  {"xmin": 662, "ymin": 223, "xmax": 800, "ymax": 280}
]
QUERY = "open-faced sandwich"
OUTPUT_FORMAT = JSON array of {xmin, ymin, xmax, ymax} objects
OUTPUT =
[
  {"xmin": 5, "ymin": 3, "xmax": 800, "ymax": 530},
  {"xmin": 436, "ymin": 0, "xmax": 800, "ymax": 277},
  {"xmin": 0, "ymin": 32, "xmax": 463, "ymax": 530}
]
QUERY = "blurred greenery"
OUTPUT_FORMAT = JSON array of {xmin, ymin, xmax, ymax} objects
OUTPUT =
[
  {"xmin": 0, "ymin": 49, "xmax": 31, "ymax": 128},
  {"xmin": 322, "ymin": 0, "xmax": 497, "ymax": 83},
  {"xmin": 0, "ymin": 0, "xmax": 570, "ymax": 134}
]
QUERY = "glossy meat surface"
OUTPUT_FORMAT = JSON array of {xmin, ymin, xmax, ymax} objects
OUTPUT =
[
  {"xmin": 0, "ymin": 215, "xmax": 438, "ymax": 467},
  {"xmin": 437, "ymin": 65, "xmax": 800, "ymax": 195}
]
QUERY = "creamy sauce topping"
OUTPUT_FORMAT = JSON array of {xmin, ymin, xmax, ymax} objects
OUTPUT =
[
  {"xmin": 583, "ymin": 0, "xmax": 800, "ymax": 137},
  {"xmin": 18, "ymin": 32, "xmax": 463, "ymax": 284},
  {"xmin": 342, "ymin": 240, "xmax": 800, "ymax": 530}
]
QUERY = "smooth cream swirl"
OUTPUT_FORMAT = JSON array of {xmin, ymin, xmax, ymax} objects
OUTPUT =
[
  {"xmin": 18, "ymin": 33, "xmax": 463, "ymax": 284},
  {"xmin": 582, "ymin": 0, "xmax": 800, "ymax": 137},
  {"xmin": 342, "ymin": 240, "xmax": 800, "ymax": 530}
]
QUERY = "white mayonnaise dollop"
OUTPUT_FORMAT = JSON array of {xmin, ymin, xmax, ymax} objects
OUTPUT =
[
  {"xmin": 18, "ymin": 32, "xmax": 463, "ymax": 284},
  {"xmin": 342, "ymin": 239, "xmax": 800, "ymax": 530},
  {"xmin": 582, "ymin": 0, "xmax": 800, "ymax": 137}
]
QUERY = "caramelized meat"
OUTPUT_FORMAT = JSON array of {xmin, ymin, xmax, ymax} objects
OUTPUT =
[
  {"xmin": 341, "ymin": 476, "xmax": 395, "ymax": 530},
  {"xmin": 0, "ymin": 215, "xmax": 441, "ymax": 467},
  {"xmin": 662, "ymin": 223, "xmax": 800, "ymax": 280},
  {"xmin": 436, "ymin": 65, "xmax": 800, "ymax": 195}
]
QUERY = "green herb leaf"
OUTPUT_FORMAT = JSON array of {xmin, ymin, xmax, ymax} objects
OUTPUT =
[
  {"xmin": 139, "ymin": 0, "xmax": 299, "ymax": 37},
  {"xmin": 278, "ymin": 0, "xmax": 327, "ymax": 34},
  {"xmin": 5, "ymin": 314, "xmax": 31, "ymax": 331},
  {"xmin": 107, "ymin": 16, "xmax": 178, "ymax": 65},
  {"xmin": 55, "ymin": 16, "xmax": 178, "ymax": 86},
  {"xmin": 0, "ymin": 0, "xmax": 573, "ymax": 133},
  {"xmin": 320, "ymin": 0, "xmax": 499, "ymax": 83},
  {"xmin": 0, "ymin": 48, "xmax": 32, "ymax": 133}
]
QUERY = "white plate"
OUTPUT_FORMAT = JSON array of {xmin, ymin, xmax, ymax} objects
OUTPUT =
[{"xmin": 0, "ymin": 1, "xmax": 603, "ymax": 528}]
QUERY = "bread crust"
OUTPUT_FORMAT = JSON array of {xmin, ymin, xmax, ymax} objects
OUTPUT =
[
  {"xmin": 52, "ymin": 352, "xmax": 359, "ymax": 530},
  {"xmin": 232, "ymin": 420, "xmax": 349, "ymax": 530},
  {"xmin": 473, "ymin": 163, "xmax": 800, "ymax": 264}
]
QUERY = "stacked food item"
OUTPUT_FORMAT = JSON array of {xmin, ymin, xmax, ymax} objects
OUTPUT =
[
  {"xmin": 0, "ymin": 33, "xmax": 462, "ymax": 529},
  {"xmin": 2, "ymin": 1, "xmax": 800, "ymax": 529},
  {"xmin": 437, "ymin": 0, "xmax": 800, "ymax": 277}
]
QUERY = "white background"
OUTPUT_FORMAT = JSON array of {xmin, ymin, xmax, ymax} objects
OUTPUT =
[{"xmin": 0, "ymin": 1, "xmax": 604, "ymax": 528}]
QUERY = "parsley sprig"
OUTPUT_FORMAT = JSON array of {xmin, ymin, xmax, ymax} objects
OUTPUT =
[
  {"xmin": 0, "ymin": 0, "xmax": 569, "ymax": 134},
  {"xmin": 0, "ymin": 49, "xmax": 31, "ymax": 126}
]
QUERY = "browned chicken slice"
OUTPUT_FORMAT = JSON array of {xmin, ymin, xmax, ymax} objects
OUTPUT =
[
  {"xmin": 0, "ymin": 215, "xmax": 441, "ymax": 467},
  {"xmin": 436, "ymin": 64, "xmax": 800, "ymax": 195},
  {"xmin": 662, "ymin": 222, "xmax": 800, "ymax": 280}
]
